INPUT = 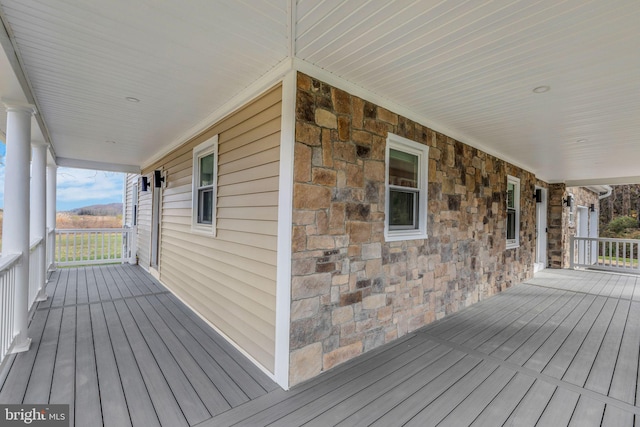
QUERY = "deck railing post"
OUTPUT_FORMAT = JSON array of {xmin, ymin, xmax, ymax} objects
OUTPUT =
[
  {"xmin": 2, "ymin": 100, "xmax": 36, "ymax": 353},
  {"xmin": 569, "ymin": 235, "xmax": 575, "ymax": 269}
]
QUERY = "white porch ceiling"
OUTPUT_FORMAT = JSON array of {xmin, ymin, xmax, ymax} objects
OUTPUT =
[{"xmin": 0, "ymin": 0, "xmax": 638, "ymax": 183}]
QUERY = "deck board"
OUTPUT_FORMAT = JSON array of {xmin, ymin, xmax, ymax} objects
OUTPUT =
[{"xmin": 3, "ymin": 266, "xmax": 640, "ymax": 426}]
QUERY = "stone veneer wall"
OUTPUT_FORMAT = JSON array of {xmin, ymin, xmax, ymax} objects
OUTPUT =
[
  {"xmin": 289, "ymin": 72, "xmax": 538, "ymax": 386},
  {"xmin": 548, "ymin": 185, "xmax": 599, "ymax": 268}
]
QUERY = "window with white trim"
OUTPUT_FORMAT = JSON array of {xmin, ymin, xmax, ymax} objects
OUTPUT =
[
  {"xmin": 192, "ymin": 135, "xmax": 218, "ymax": 234},
  {"xmin": 384, "ymin": 133, "xmax": 429, "ymax": 242},
  {"xmin": 506, "ymin": 175, "xmax": 520, "ymax": 249}
]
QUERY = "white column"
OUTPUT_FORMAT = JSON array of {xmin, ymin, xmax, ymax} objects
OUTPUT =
[
  {"xmin": 31, "ymin": 142, "xmax": 48, "ymax": 301},
  {"xmin": 46, "ymin": 164, "xmax": 57, "ymax": 271},
  {"xmin": 2, "ymin": 100, "xmax": 35, "ymax": 353}
]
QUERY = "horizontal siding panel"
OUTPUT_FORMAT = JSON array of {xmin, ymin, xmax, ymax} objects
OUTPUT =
[
  {"xmin": 218, "ymin": 176, "xmax": 279, "ymax": 197},
  {"xmin": 162, "ymin": 200, "xmax": 192, "ymax": 210},
  {"xmin": 161, "ymin": 246, "xmax": 276, "ymax": 301},
  {"xmin": 217, "ymin": 191, "xmax": 279, "ymax": 208},
  {"xmin": 221, "ymin": 131, "xmax": 280, "ymax": 164},
  {"xmin": 217, "ymin": 161, "xmax": 279, "ymax": 187},
  {"xmin": 217, "ymin": 219, "xmax": 278, "ymax": 236},
  {"xmin": 219, "ymin": 116, "xmax": 281, "ymax": 156},
  {"xmin": 214, "ymin": 85, "xmax": 282, "ymax": 139},
  {"xmin": 162, "ymin": 227, "xmax": 277, "ymax": 266},
  {"xmin": 216, "ymin": 229, "xmax": 277, "ymax": 252},
  {"xmin": 217, "ymin": 206, "xmax": 278, "ymax": 221},
  {"xmin": 219, "ymin": 146, "xmax": 280, "ymax": 175},
  {"xmin": 218, "ymin": 102, "xmax": 282, "ymax": 147},
  {"xmin": 161, "ymin": 233, "xmax": 277, "ymax": 281},
  {"xmin": 160, "ymin": 268, "xmax": 275, "ymax": 371}
]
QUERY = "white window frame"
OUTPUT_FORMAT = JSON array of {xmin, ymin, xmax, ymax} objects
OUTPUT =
[
  {"xmin": 191, "ymin": 135, "xmax": 218, "ymax": 235},
  {"xmin": 506, "ymin": 175, "xmax": 520, "ymax": 249},
  {"xmin": 384, "ymin": 133, "xmax": 429, "ymax": 242},
  {"xmin": 568, "ymin": 193, "xmax": 575, "ymax": 226}
]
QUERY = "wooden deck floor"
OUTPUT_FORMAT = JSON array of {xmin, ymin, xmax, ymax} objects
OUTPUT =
[
  {"xmin": 1, "ymin": 267, "xmax": 639, "ymax": 426},
  {"xmin": 0, "ymin": 264, "xmax": 278, "ymax": 427}
]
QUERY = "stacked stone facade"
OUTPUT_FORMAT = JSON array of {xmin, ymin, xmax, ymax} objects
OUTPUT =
[
  {"xmin": 549, "ymin": 185, "xmax": 599, "ymax": 268},
  {"xmin": 289, "ymin": 72, "xmax": 538, "ymax": 385}
]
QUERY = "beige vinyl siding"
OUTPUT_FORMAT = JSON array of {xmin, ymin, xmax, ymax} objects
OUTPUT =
[
  {"xmin": 123, "ymin": 173, "xmax": 139, "ymax": 227},
  {"xmin": 144, "ymin": 84, "xmax": 282, "ymax": 372},
  {"xmin": 137, "ymin": 174, "xmax": 152, "ymax": 269}
]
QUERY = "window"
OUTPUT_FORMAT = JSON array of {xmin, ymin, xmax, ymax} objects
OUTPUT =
[
  {"xmin": 192, "ymin": 135, "xmax": 218, "ymax": 234},
  {"xmin": 384, "ymin": 133, "xmax": 428, "ymax": 241},
  {"xmin": 506, "ymin": 175, "xmax": 520, "ymax": 249}
]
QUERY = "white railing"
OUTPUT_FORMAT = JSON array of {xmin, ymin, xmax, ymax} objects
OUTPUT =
[
  {"xmin": 46, "ymin": 227, "xmax": 56, "ymax": 272},
  {"xmin": 0, "ymin": 252, "xmax": 21, "ymax": 364},
  {"xmin": 55, "ymin": 227, "xmax": 136, "ymax": 267},
  {"xmin": 571, "ymin": 236, "xmax": 640, "ymax": 274},
  {"xmin": 28, "ymin": 237, "xmax": 45, "ymax": 308}
]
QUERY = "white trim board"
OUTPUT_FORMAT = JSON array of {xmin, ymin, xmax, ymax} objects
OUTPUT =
[
  {"xmin": 273, "ymin": 70, "xmax": 295, "ymax": 390},
  {"xmin": 56, "ymin": 157, "xmax": 140, "ymax": 174}
]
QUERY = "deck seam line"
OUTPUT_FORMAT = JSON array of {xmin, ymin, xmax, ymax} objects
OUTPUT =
[
  {"xmin": 36, "ymin": 291, "xmax": 171, "ymax": 310},
  {"xmin": 421, "ymin": 333, "xmax": 640, "ymax": 415},
  {"xmin": 522, "ymin": 282, "xmax": 640, "ymax": 302}
]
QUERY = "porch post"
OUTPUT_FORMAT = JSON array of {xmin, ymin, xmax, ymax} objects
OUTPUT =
[
  {"xmin": 2, "ymin": 100, "xmax": 36, "ymax": 353},
  {"xmin": 46, "ymin": 164, "xmax": 57, "ymax": 271},
  {"xmin": 31, "ymin": 142, "xmax": 48, "ymax": 301}
]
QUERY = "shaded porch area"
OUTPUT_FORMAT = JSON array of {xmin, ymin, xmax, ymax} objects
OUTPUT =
[
  {"xmin": 2, "ymin": 266, "xmax": 640, "ymax": 426},
  {"xmin": 0, "ymin": 264, "xmax": 278, "ymax": 427}
]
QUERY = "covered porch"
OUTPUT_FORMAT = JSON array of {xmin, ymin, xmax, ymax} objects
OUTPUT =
[{"xmin": 2, "ymin": 265, "xmax": 639, "ymax": 426}]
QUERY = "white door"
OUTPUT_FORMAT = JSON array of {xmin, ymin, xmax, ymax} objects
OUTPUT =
[
  {"xmin": 535, "ymin": 187, "xmax": 547, "ymax": 272},
  {"xmin": 150, "ymin": 176, "xmax": 162, "ymax": 274}
]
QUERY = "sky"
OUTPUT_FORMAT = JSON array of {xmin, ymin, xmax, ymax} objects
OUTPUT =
[{"xmin": 0, "ymin": 142, "xmax": 125, "ymax": 211}]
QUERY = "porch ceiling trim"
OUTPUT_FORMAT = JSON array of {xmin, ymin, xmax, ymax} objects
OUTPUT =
[
  {"xmin": 565, "ymin": 176, "xmax": 640, "ymax": 187},
  {"xmin": 56, "ymin": 157, "xmax": 140, "ymax": 174}
]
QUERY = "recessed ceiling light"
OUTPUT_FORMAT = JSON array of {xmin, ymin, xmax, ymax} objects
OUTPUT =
[
  {"xmin": 576, "ymin": 139, "xmax": 588, "ymax": 143},
  {"xmin": 125, "ymin": 97, "xmax": 140, "ymax": 103},
  {"xmin": 532, "ymin": 86, "xmax": 550, "ymax": 93},
  {"xmin": 106, "ymin": 140, "xmax": 117, "ymax": 144}
]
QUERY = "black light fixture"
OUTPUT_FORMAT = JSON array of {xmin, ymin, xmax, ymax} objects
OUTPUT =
[
  {"xmin": 141, "ymin": 176, "xmax": 149, "ymax": 192},
  {"xmin": 590, "ymin": 203, "xmax": 595, "ymax": 212},
  {"xmin": 534, "ymin": 189, "xmax": 542, "ymax": 203},
  {"xmin": 154, "ymin": 170, "xmax": 165, "ymax": 188},
  {"xmin": 563, "ymin": 195, "xmax": 574, "ymax": 208}
]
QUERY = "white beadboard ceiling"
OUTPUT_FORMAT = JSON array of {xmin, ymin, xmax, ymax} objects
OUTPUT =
[{"xmin": 0, "ymin": 0, "xmax": 638, "ymax": 184}]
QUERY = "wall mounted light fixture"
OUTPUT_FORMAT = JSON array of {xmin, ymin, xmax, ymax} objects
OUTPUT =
[
  {"xmin": 154, "ymin": 170, "xmax": 165, "ymax": 188},
  {"xmin": 141, "ymin": 176, "xmax": 149, "ymax": 192},
  {"xmin": 563, "ymin": 195, "xmax": 574, "ymax": 208},
  {"xmin": 534, "ymin": 189, "xmax": 542, "ymax": 203},
  {"xmin": 590, "ymin": 203, "xmax": 595, "ymax": 212}
]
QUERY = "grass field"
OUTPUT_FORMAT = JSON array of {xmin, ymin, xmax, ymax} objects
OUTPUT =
[
  {"xmin": 0, "ymin": 212, "xmax": 124, "ymax": 264},
  {"xmin": 598, "ymin": 256, "xmax": 639, "ymax": 267},
  {"xmin": 55, "ymin": 231, "xmax": 124, "ymax": 264}
]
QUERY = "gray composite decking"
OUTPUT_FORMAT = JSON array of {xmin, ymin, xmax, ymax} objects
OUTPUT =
[
  {"xmin": 0, "ymin": 264, "xmax": 278, "ymax": 427},
  {"xmin": 1, "ymin": 266, "xmax": 639, "ymax": 426}
]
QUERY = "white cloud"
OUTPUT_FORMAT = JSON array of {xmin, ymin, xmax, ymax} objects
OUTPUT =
[{"xmin": 56, "ymin": 167, "xmax": 124, "ymax": 207}]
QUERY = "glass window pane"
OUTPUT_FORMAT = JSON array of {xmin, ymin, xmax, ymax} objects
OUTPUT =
[
  {"xmin": 389, "ymin": 149, "xmax": 418, "ymax": 188},
  {"xmin": 200, "ymin": 154, "xmax": 214, "ymax": 186},
  {"xmin": 389, "ymin": 190, "xmax": 417, "ymax": 228},
  {"xmin": 507, "ymin": 209, "xmax": 516, "ymax": 240},
  {"xmin": 507, "ymin": 182, "xmax": 515, "ymax": 208},
  {"xmin": 198, "ymin": 188, "xmax": 213, "ymax": 224}
]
